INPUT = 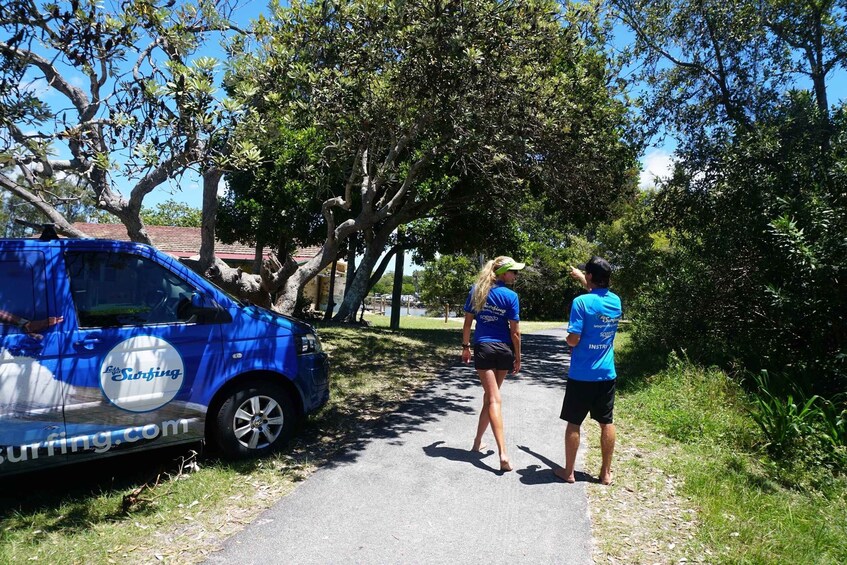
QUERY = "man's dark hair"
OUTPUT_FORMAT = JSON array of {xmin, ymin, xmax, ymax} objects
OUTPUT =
[{"xmin": 584, "ymin": 256, "xmax": 612, "ymax": 288}]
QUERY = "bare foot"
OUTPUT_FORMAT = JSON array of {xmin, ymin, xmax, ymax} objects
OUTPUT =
[
  {"xmin": 471, "ymin": 440, "xmax": 488, "ymax": 452},
  {"xmin": 553, "ymin": 467, "xmax": 575, "ymax": 483},
  {"xmin": 599, "ymin": 470, "xmax": 613, "ymax": 485},
  {"xmin": 499, "ymin": 458, "xmax": 513, "ymax": 472}
]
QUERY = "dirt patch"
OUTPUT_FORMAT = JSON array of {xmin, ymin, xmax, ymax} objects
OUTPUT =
[{"xmin": 583, "ymin": 421, "xmax": 713, "ymax": 564}]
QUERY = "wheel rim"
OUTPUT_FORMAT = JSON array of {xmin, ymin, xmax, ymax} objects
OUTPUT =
[{"xmin": 232, "ymin": 394, "xmax": 285, "ymax": 450}]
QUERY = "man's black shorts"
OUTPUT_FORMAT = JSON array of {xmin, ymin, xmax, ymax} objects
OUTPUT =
[
  {"xmin": 560, "ymin": 378, "xmax": 616, "ymax": 425},
  {"xmin": 474, "ymin": 341, "xmax": 515, "ymax": 371}
]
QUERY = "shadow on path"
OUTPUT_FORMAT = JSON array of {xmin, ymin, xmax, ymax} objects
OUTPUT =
[
  {"xmin": 318, "ymin": 330, "xmax": 571, "ymax": 470},
  {"xmin": 422, "ymin": 441, "xmax": 501, "ymax": 474},
  {"xmin": 518, "ymin": 444, "xmax": 597, "ymax": 484}
]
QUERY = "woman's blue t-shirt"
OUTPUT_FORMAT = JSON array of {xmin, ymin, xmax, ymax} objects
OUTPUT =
[{"xmin": 463, "ymin": 281, "xmax": 520, "ymax": 344}]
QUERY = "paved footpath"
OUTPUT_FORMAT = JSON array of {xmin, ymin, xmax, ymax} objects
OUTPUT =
[{"xmin": 206, "ymin": 327, "xmax": 594, "ymax": 565}]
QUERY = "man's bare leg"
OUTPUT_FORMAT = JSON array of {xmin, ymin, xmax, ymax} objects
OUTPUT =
[
  {"xmin": 554, "ymin": 422, "xmax": 580, "ymax": 483},
  {"xmin": 599, "ymin": 422, "xmax": 616, "ymax": 485}
]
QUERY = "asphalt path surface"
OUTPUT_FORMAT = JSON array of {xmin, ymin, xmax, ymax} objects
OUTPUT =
[{"xmin": 206, "ymin": 327, "xmax": 595, "ymax": 564}]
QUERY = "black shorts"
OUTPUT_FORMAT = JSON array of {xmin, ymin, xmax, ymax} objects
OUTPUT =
[
  {"xmin": 474, "ymin": 342, "xmax": 515, "ymax": 371},
  {"xmin": 560, "ymin": 378, "xmax": 616, "ymax": 425}
]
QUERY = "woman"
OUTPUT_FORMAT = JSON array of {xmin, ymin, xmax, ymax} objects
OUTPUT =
[{"xmin": 461, "ymin": 256, "xmax": 525, "ymax": 472}]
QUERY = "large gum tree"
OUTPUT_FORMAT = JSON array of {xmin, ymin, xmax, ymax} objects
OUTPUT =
[{"xmin": 222, "ymin": 0, "xmax": 638, "ymax": 317}]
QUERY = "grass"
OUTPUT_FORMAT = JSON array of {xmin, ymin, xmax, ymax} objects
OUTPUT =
[
  {"xmin": 2, "ymin": 317, "xmax": 842, "ymax": 564},
  {"xmin": 0, "ymin": 316, "xmax": 559, "ymax": 564},
  {"xmin": 585, "ymin": 333, "xmax": 847, "ymax": 564}
]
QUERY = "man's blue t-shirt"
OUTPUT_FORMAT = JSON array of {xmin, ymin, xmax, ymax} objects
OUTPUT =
[
  {"xmin": 463, "ymin": 281, "xmax": 520, "ymax": 344},
  {"xmin": 567, "ymin": 288, "xmax": 622, "ymax": 381}
]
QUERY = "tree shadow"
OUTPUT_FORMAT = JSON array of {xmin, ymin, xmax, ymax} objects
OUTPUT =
[
  {"xmin": 0, "ymin": 327, "xmax": 575, "ymax": 534},
  {"xmin": 0, "ymin": 444, "xmax": 204, "ymax": 531}
]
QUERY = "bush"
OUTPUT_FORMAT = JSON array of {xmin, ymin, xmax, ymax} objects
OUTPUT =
[{"xmin": 629, "ymin": 95, "xmax": 847, "ymax": 399}]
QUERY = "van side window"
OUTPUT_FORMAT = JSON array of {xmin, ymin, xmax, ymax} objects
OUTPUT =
[
  {"xmin": 0, "ymin": 256, "xmax": 47, "ymax": 335},
  {"xmin": 65, "ymin": 251, "xmax": 200, "ymax": 328}
]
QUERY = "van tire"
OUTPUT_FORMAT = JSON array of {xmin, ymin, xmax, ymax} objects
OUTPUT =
[{"xmin": 213, "ymin": 381, "xmax": 295, "ymax": 459}]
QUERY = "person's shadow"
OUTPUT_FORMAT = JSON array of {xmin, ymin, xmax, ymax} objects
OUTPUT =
[
  {"xmin": 516, "ymin": 445, "xmax": 596, "ymax": 485},
  {"xmin": 423, "ymin": 441, "xmax": 503, "ymax": 474}
]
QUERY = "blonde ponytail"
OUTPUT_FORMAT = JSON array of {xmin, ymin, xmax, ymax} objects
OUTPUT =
[{"xmin": 471, "ymin": 256, "xmax": 512, "ymax": 312}]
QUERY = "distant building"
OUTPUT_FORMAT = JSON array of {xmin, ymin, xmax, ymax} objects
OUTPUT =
[{"xmin": 70, "ymin": 223, "xmax": 345, "ymax": 312}]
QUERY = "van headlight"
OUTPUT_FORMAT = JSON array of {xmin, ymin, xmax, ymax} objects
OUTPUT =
[{"xmin": 296, "ymin": 332, "xmax": 322, "ymax": 355}]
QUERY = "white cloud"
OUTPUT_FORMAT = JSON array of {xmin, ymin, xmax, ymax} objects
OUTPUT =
[{"xmin": 639, "ymin": 149, "xmax": 674, "ymax": 189}]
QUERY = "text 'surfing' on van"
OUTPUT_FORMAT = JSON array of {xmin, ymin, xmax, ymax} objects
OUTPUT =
[{"xmin": 0, "ymin": 232, "xmax": 329, "ymax": 476}]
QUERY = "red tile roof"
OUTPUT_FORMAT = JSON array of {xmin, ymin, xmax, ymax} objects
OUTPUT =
[{"xmin": 70, "ymin": 223, "xmax": 322, "ymax": 263}]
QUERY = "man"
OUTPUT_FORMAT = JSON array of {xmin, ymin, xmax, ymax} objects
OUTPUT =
[{"xmin": 555, "ymin": 256, "xmax": 622, "ymax": 485}]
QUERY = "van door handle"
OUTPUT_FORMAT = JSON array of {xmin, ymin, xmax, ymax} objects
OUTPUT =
[
  {"xmin": 9, "ymin": 344, "xmax": 42, "ymax": 356},
  {"xmin": 74, "ymin": 337, "xmax": 101, "ymax": 350}
]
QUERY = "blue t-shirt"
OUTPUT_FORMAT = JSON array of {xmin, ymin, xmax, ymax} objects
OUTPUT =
[
  {"xmin": 463, "ymin": 281, "xmax": 520, "ymax": 344},
  {"xmin": 567, "ymin": 288, "xmax": 622, "ymax": 381}
]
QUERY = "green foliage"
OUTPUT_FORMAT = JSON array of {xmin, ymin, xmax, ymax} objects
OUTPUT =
[
  {"xmin": 749, "ymin": 371, "xmax": 820, "ymax": 457},
  {"xmin": 218, "ymin": 126, "xmax": 334, "ymax": 254},
  {"xmin": 419, "ymin": 255, "xmax": 478, "ymax": 316},
  {"xmin": 225, "ymin": 0, "xmax": 638, "ymax": 277},
  {"xmin": 615, "ymin": 0, "xmax": 847, "ymax": 410},
  {"xmin": 140, "ymin": 199, "xmax": 202, "ymax": 227},
  {"xmin": 593, "ymin": 190, "xmax": 669, "ymax": 311},
  {"xmin": 0, "ymin": 1, "xmax": 244, "ymax": 241},
  {"xmin": 748, "ymin": 371, "xmax": 847, "ymax": 479},
  {"xmin": 517, "ymin": 233, "xmax": 594, "ymax": 321},
  {"xmin": 370, "ymin": 273, "xmax": 415, "ymax": 296},
  {"xmin": 630, "ymin": 96, "xmax": 847, "ymax": 398}
]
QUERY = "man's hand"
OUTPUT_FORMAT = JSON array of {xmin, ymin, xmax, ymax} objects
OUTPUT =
[
  {"xmin": 461, "ymin": 346, "xmax": 471, "ymax": 364},
  {"xmin": 569, "ymin": 266, "xmax": 587, "ymax": 288}
]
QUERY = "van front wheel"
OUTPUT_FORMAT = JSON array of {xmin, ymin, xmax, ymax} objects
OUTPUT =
[{"xmin": 214, "ymin": 382, "xmax": 295, "ymax": 459}]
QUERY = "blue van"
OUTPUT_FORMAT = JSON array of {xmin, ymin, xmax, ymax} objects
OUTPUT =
[{"xmin": 0, "ymin": 231, "xmax": 329, "ymax": 476}]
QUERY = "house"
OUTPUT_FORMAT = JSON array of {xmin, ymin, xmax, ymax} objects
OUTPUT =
[{"xmin": 70, "ymin": 223, "xmax": 346, "ymax": 312}]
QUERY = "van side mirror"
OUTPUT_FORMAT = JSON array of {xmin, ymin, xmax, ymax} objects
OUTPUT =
[{"xmin": 182, "ymin": 293, "xmax": 231, "ymax": 324}]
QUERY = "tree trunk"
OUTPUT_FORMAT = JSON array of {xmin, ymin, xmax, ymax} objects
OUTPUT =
[
  {"xmin": 199, "ymin": 168, "xmax": 222, "ymax": 273},
  {"xmin": 206, "ymin": 257, "xmax": 271, "ymax": 308},
  {"xmin": 273, "ymin": 241, "xmax": 341, "ymax": 314},
  {"xmin": 324, "ymin": 258, "xmax": 339, "ymax": 320},
  {"xmin": 344, "ymin": 238, "xmax": 357, "ymax": 298},
  {"xmin": 333, "ymin": 223, "xmax": 399, "ymax": 321}
]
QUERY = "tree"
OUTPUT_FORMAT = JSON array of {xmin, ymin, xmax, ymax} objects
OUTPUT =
[
  {"xmin": 419, "ymin": 255, "xmax": 478, "ymax": 317},
  {"xmin": 218, "ymin": 125, "xmax": 339, "ymax": 263},
  {"xmin": 0, "ymin": 0, "xmax": 248, "ymax": 251},
  {"xmin": 221, "ymin": 0, "xmax": 637, "ymax": 317},
  {"xmin": 370, "ymin": 272, "xmax": 415, "ymax": 296},
  {"xmin": 141, "ymin": 199, "xmax": 202, "ymax": 227},
  {"xmin": 613, "ymin": 0, "xmax": 847, "ymax": 395},
  {"xmin": 1, "ymin": 172, "xmax": 99, "ymax": 236}
]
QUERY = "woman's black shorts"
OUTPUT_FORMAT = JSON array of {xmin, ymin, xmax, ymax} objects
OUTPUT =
[
  {"xmin": 474, "ymin": 341, "xmax": 515, "ymax": 371},
  {"xmin": 560, "ymin": 378, "xmax": 616, "ymax": 425}
]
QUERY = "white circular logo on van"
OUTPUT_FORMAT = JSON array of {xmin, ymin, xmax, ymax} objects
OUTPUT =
[{"xmin": 100, "ymin": 336, "xmax": 185, "ymax": 412}]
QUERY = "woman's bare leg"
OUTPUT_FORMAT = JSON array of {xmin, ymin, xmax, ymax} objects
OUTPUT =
[
  {"xmin": 475, "ymin": 369, "xmax": 511, "ymax": 470},
  {"xmin": 473, "ymin": 370, "xmax": 507, "ymax": 450}
]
